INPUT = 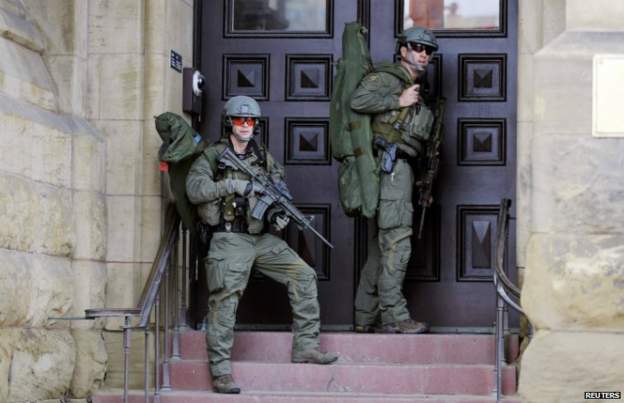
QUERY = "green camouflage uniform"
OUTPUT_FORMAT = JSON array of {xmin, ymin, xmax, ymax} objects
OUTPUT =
[
  {"xmin": 186, "ymin": 139, "xmax": 321, "ymax": 377},
  {"xmin": 350, "ymin": 63, "xmax": 434, "ymax": 327}
]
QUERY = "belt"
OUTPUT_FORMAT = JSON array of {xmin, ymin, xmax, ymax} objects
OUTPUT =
[
  {"xmin": 372, "ymin": 147, "xmax": 412, "ymax": 160},
  {"xmin": 213, "ymin": 220, "xmax": 248, "ymax": 233}
]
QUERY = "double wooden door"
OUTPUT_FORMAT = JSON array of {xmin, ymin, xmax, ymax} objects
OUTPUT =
[{"xmin": 198, "ymin": 0, "xmax": 516, "ymax": 329}]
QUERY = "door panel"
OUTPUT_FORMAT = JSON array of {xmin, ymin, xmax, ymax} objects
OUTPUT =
[
  {"xmin": 200, "ymin": 0, "xmax": 357, "ymax": 327},
  {"xmin": 198, "ymin": 0, "xmax": 517, "ymax": 328},
  {"xmin": 366, "ymin": 0, "xmax": 517, "ymax": 328}
]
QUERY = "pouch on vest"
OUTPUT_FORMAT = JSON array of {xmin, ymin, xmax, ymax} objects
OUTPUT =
[
  {"xmin": 197, "ymin": 200, "xmax": 221, "ymax": 226},
  {"xmin": 208, "ymin": 142, "xmax": 268, "ymax": 235}
]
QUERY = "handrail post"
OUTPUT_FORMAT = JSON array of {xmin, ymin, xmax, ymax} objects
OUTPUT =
[
  {"xmin": 123, "ymin": 315, "xmax": 131, "ymax": 403},
  {"xmin": 154, "ymin": 292, "xmax": 161, "ymax": 403},
  {"xmin": 161, "ymin": 261, "xmax": 172, "ymax": 390},
  {"xmin": 144, "ymin": 327, "xmax": 149, "ymax": 403},
  {"xmin": 180, "ymin": 225, "xmax": 189, "ymax": 326},
  {"xmin": 495, "ymin": 291, "xmax": 504, "ymax": 402},
  {"xmin": 172, "ymin": 225, "xmax": 185, "ymax": 359}
]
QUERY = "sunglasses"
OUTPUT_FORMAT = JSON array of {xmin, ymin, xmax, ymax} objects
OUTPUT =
[
  {"xmin": 231, "ymin": 117, "xmax": 256, "ymax": 126},
  {"xmin": 408, "ymin": 42, "xmax": 435, "ymax": 56}
]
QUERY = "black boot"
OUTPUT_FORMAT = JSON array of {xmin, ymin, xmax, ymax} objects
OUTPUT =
[
  {"xmin": 292, "ymin": 349, "xmax": 339, "ymax": 364},
  {"xmin": 354, "ymin": 323, "xmax": 375, "ymax": 333},
  {"xmin": 379, "ymin": 318, "xmax": 429, "ymax": 334},
  {"xmin": 212, "ymin": 374, "xmax": 241, "ymax": 394}
]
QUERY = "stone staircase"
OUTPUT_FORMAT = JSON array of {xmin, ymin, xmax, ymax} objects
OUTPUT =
[{"xmin": 94, "ymin": 331, "xmax": 519, "ymax": 402}]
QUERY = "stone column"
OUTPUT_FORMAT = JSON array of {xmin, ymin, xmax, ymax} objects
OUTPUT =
[
  {"xmin": 0, "ymin": 0, "xmax": 107, "ymax": 400},
  {"xmin": 0, "ymin": 0, "xmax": 194, "ymax": 398},
  {"xmin": 100, "ymin": 0, "xmax": 195, "ymax": 388},
  {"xmin": 519, "ymin": 1, "xmax": 624, "ymax": 401}
]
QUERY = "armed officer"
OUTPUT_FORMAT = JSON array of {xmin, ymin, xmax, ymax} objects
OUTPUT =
[
  {"xmin": 350, "ymin": 27, "xmax": 438, "ymax": 334},
  {"xmin": 186, "ymin": 96, "xmax": 338, "ymax": 394}
]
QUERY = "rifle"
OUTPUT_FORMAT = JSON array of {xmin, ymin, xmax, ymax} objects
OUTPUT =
[
  {"xmin": 218, "ymin": 147, "xmax": 334, "ymax": 249},
  {"xmin": 416, "ymin": 97, "xmax": 446, "ymax": 239}
]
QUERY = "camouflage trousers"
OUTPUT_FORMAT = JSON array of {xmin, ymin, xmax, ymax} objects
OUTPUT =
[
  {"xmin": 205, "ymin": 232, "xmax": 321, "ymax": 377},
  {"xmin": 354, "ymin": 159, "xmax": 414, "ymax": 326}
]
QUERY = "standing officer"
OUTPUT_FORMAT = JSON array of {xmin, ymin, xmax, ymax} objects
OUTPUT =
[
  {"xmin": 351, "ymin": 27, "xmax": 438, "ymax": 334},
  {"xmin": 186, "ymin": 96, "xmax": 338, "ymax": 394}
]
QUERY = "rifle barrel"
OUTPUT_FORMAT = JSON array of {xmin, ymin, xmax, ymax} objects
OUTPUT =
[
  {"xmin": 417, "ymin": 206, "xmax": 426, "ymax": 239},
  {"xmin": 304, "ymin": 221, "xmax": 334, "ymax": 249}
]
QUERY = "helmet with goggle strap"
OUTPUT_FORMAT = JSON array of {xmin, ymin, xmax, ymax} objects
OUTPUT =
[{"xmin": 223, "ymin": 95, "xmax": 261, "ymax": 140}]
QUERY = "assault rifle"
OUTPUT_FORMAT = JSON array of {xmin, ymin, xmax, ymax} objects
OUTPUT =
[
  {"xmin": 218, "ymin": 147, "xmax": 334, "ymax": 249},
  {"xmin": 416, "ymin": 97, "xmax": 446, "ymax": 239}
]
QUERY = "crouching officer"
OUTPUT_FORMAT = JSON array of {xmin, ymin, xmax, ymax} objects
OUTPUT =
[
  {"xmin": 186, "ymin": 95, "xmax": 338, "ymax": 394},
  {"xmin": 350, "ymin": 27, "xmax": 439, "ymax": 334}
]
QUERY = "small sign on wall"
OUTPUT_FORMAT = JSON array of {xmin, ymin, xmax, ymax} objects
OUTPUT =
[
  {"xmin": 170, "ymin": 50, "xmax": 183, "ymax": 73},
  {"xmin": 593, "ymin": 54, "xmax": 624, "ymax": 137}
]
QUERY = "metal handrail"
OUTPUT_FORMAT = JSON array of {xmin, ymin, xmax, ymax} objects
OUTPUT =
[
  {"xmin": 137, "ymin": 205, "xmax": 180, "ymax": 326},
  {"xmin": 493, "ymin": 198, "xmax": 527, "ymax": 402},
  {"xmin": 494, "ymin": 199, "xmax": 521, "ymax": 298},
  {"xmin": 493, "ymin": 198, "xmax": 523, "ymax": 312},
  {"xmin": 85, "ymin": 203, "xmax": 184, "ymax": 403}
]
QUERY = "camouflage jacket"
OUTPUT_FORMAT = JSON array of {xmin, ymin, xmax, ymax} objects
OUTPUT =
[
  {"xmin": 186, "ymin": 138, "xmax": 284, "ymax": 233},
  {"xmin": 350, "ymin": 63, "xmax": 434, "ymax": 158}
]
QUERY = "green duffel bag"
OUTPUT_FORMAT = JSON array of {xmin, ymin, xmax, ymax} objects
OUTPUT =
[
  {"xmin": 154, "ymin": 112, "xmax": 206, "ymax": 232},
  {"xmin": 155, "ymin": 112, "xmax": 204, "ymax": 162},
  {"xmin": 329, "ymin": 22, "xmax": 379, "ymax": 218}
]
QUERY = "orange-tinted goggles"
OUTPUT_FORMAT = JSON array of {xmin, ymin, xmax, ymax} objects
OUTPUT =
[{"xmin": 231, "ymin": 117, "xmax": 256, "ymax": 126}]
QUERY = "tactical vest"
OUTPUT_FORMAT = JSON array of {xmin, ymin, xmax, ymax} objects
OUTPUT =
[
  {"xmin": 370, "ymin": 64, "xmax": 434, "ymax": 157},
  {"xmin": 200, "ymin": 139, "xmax": 273, "ymax": 234}
]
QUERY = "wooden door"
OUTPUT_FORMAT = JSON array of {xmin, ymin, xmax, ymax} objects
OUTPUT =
[
  {"xmin": 364, "ymin": 0, "xmax": 517, "ymax": 328},
  {"xmin": 199, "ymin": 0, "xmax": 359, "ymax": 328},
  {"xmin": 197, "ymin": 0, "xmax": 517, "ymax": 329}
]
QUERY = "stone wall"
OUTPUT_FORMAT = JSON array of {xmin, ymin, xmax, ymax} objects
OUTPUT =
[
  {"xmin": 0, "ymin": 0, "xmax": 106, "ymax": 400},
  {"xmin": 0, "ymin": 0, "xmax": 193, "ymax": 400},
  {"xmin": 99, "ymin": 0, "xmax": 194, "ymax": 388},
  {"xmin": 518, "ymin": 1, "xmax": 624, "ymax": 401}
]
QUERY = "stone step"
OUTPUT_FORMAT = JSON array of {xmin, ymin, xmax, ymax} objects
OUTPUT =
[
  {"xmin": 169, "ymin": 360, "xmax": 517, "ymax": 395},
  {"xmin": 180, "ymin": 331, "xmax": 501, "ymax": 365},
  {"xmin": 94, "ymin": 389, "xmax": 522, "ymax": 403}
]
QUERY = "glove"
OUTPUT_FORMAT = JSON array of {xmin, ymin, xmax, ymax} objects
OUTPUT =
[
  {"xmin": 228, "ymin": 179, "xmax": 264, "ymax": 197},
  {"xmin": 228, "ymin": 179, "xmax": 250, "ymax": 196},
  {"xmin": 273, "ymin": 214, "xmax": 290, "ymax": 231},
  {"xmin": 247, "ymin": 180, "xmax": 265, "ymax": 196}
]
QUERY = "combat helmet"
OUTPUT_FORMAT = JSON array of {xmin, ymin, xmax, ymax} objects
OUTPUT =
[
  {"xmin": 223, "ymin": 95, "xmax": 261, "ymax": 139},
  {"xmin": 223, "ymin": 95, "xmax": 261, "ymax": 118},
  {"xmin": 396, "ymin": 26, "xmax": 438, "ymax": 53}
]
